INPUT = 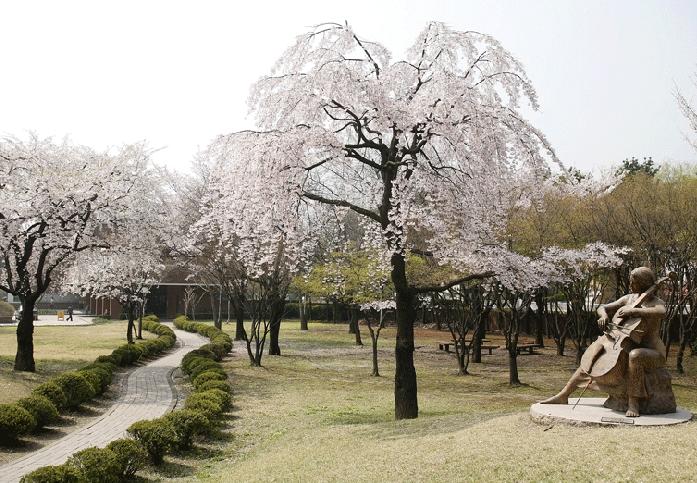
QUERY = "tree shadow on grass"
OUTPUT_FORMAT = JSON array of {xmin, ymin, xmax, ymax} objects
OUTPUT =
[{"xmin": 147, "ymin": 460, "xmax": 196, "ymax": 479}]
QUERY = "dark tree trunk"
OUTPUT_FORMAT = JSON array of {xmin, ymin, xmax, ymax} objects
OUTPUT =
[
  {"xmin": 369, "ymin": 321, "xmax": 381, "ymax": 377},
  {"xmin": 126, "ymin": 303, "xmax": 136, "ymax": 344},
  {"xmin": 348, "ymin": 307, "xmax": 356, "ymax": 334},
  {"xmin": 268, "ymin": 297, "xmax": 285, "ymax": 356},
  {"xmin": 555, "ymin": 335, "xmax": 566, "ymax": 356},
  {"xmin": 233, "ymin": 298, "xmax": 247, "ymax": 340},
  {"xmin": 136, "ymin": 303, "xmax": 144, "ymax": 340},
  {"xmin": 508, "ymin": 350, "xmax": 520, "ymax": 385},
  {"xmin": 352, "ymin": 308, "xmax": 363, "ymax": 346},
  {"xmin": 534, "ymin": 291, "xmax": 545, "ymax": 347},
  {"xmin": 471, "ymin": 311, "xmax": 488, "ymax": 363},
  {"xmin": 332, "ymin": 300, "xmax": 338, "ymax": 323},
  {"xmin": 14, "ymin": 295, "xmax": 37, "ymax": 372},
  {"xmin": 392, "ymin": 254, "xmax": 418, "ymax": 420},
  {"xmin": 677, "ymin": 337, "xmax": 688, "ymax": 374},
  {"xmin": 300, "ymin": 296, "xmax": 309, "ymax": 331}
]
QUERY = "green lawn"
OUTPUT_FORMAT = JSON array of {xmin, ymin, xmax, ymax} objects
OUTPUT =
[
  {"xmin": 160, "ymin": 321, "xmax": 697, "ymax": 482},
  {"xmin": 0, "ymin": 320, "xmax": 147, "ymax": 404}
]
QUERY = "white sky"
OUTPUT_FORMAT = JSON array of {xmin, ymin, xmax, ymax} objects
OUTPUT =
[{"xmin": 1, "ymin": 0, "xmax": 696, "ymax": 172}]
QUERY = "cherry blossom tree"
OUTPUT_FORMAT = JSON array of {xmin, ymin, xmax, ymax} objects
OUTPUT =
[
  {"xmin": 676, "ymin": 70, "xmax": 697, "ymax": 152},
  {"xmin": 0, "ymin": 135, "xmax": 151, "ymax": 371},
  {"xmin": 67, "ymin": 248, "xmax": 164, "ymax": 342},
  {"xmin": 195, "ymin": 136, "xmax": 320, "ymax": 365},
  {"xmin": 220, "ymin": 22, "xmax": 558, "ymax": 418}
]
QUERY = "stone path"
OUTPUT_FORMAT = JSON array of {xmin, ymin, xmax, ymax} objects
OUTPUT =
[{"xmin": 0, "ymin": 326, "xmax": 206, "ymax": 483}]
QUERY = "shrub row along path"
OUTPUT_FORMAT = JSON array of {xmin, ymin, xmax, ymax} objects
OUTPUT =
[{"xmin": 0, "ymin": 325, "xmax": 207, "ymax": 483}]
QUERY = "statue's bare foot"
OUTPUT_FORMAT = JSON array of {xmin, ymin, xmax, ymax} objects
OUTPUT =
[
  {"xmin": 539, "ymin": 393, "xmax": 569, "ymax": 405},
  {"xmin": 626, "ymin": 398, "xmax": 640, "ymax": 417}
]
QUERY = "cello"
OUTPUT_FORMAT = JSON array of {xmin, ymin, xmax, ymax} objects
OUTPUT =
[{"xmin": 579, "ymin": 271, "xmax": 676, "ymax": 382}]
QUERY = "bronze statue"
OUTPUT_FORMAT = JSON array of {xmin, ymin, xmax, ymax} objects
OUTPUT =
[{"xmin": 541, "ymin": 267, "xmax": 677, "ymax": 417}]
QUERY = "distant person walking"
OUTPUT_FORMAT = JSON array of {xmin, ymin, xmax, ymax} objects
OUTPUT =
[{"xmin": 67, "ymin": 306, "xmax": 74, "ymax": 322}]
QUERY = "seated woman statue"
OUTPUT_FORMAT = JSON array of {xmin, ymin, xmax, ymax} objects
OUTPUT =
[{"xmin": 540, "ymin": 267, "xmax": 676, "ymax": 417}]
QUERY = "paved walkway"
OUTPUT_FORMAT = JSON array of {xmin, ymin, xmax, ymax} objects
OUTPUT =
[
  {"xmin": 0, "ymin": 314, "xmax": 94, "ymax": 327},
  {"xmin": 0, "ymin": 326, "xmax": 207, "ymax": 483}
]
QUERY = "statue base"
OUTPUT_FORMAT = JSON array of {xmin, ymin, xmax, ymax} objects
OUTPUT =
[{"xmin": 530, "ymin": 397, "xmax": 691, "ymax": 427}]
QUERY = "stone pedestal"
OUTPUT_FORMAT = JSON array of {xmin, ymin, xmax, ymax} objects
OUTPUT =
[{"xmin": 530, "ymin": 398, "xmax": 691, "ymax": 427}]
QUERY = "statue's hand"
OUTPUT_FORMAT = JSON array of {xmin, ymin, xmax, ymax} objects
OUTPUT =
[
  {"xmin": 617, "ymin": 307, "xmax": 635, "ymax": 318},
  {"xmin": 598, "ymin": 316, "xmax": 609, "ymax": 330}
]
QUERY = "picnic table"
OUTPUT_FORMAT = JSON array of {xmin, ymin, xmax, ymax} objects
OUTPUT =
[
  {"xmin": 438, "ymin": 339, "xmax": 498, "ymax": 355},
  {"xmin": 516, "ymin": 343, "xmax": 542, "ymax": 355}
]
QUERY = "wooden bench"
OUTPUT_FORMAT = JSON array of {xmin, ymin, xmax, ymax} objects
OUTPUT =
[
  {"xmin": 477, "ymin": 344, "xmax": 500, "ymax": 355},
  {"xmin": 516, "ymin": 343, "xmax": 542, "ymax": 355},
  {"xmin": 438, "ymin": 340, "xmax": 496, "ymax": 355}
]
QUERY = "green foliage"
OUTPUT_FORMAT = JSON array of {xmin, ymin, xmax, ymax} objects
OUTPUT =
[
  {"xmin": 193, "ymin": 370, "xmax": 228, "ymax": 389},
  {"xmin": 164, "ymin": 409, "xmax": 211, "ymax": 448},
  {"xmin": 66, "ymin": 447, "xmax": 121, "ymax": 483},
  {"xmin": 189, "ymin": 359, "xmax": 223, "ymax": 378},
  {"xmin": 32, "ymin": 382, "xmax": 68, "ymax": 410},
  {"xmin": 16, "ymin": 395, "xmax": 59, "ymax": 428},
  {"xmin": 19, "ymin": 464, "xmax": 81, "ymax": 483},
  {"xmin": 292, "ymin": 246, "xmax": 392, "ymax": 304},
  {"xmin": 616, "ymin": 156, "xmax": 659, "ymax": 177},
  {"xmin": 196, "ymin": 388, "xmax": 231, "ymax": 411},
  {"xmin": 184, "ymin": 393, "xmax": 223, "ymax": 420},
  {"xmin": 106, "ymin": 438, "xmax": 148, "ymax": 478},
  {"xmin": 0, "ymin": 300, "xmax": 14, "ymax": 317},
  {"xmin": 196, "ymin": 379, "xmax": 231, "ymax": 394},
  {"xmin": 54, "ymin": 372, "xmax": 96, "ymax": 408},
  {"xmin": 127, "ymin": 418, "xmax": 178, "ymax": 465},
  {"xmin": 0, "ymin": 403, "xmax": 36, "ymax": 443}
]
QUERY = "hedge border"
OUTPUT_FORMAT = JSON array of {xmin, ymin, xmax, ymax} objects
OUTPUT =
[
  {"xmin": 2, "ymin": 316, "xmax": 176, "ymax": 446},
  {"xmin": 21, "ymin": 316, "xmax": 233, "ymax": 482}
]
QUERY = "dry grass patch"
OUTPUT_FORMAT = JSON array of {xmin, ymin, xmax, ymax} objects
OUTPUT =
[
  {"xmin": 159, "ymin": 321, "xmax": 697, "ymax": 482},
  {"xmin": 0, "ymin": 320, "xmax": 151, "ymax": 403}
]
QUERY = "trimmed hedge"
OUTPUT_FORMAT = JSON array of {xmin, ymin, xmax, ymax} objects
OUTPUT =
[
  {"xmin": 106, "ymin": 438, "xmax": 148, "ymax": 479},
  {"xmin": 23, "ymin": 316, "xmax": 233, "ymax": 478},
  {"xmin": 8, "ymin": 320, "xmax": 177, "ymax": 450},
  {"xmin": 20, "ymin": 464, "xmax": 81, "ymax": 483},
  {"xmin": 55, "ymin": 372, "xmax": 96, "ymax": 408},
  {"xmin": 0, "ymin": 403, "xmax": 36, "ymax": 443},
  {"xmin": 165, "ymin": 409, "xmax": 211, "ymax": 449},
  {"xmin": 127, "ymin": 418, "xmax": 178, "ymax": 465},
  {"xmin": 16, "ymin": 395, "xmax": 59, "ymax": 428},
  {"xmin": 32, "ymin": 382, "xmax": 67, "ymax": 410},
  {"xmin": 67, "ymin": 447, "xmax": 121, "ymax": 483}
]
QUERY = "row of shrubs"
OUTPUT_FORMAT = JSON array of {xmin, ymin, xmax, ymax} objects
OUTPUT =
[
  {"xmin": 21, "ymin": 316, "xmax": 233, "ymax": 482},
  {"xmin": 0, "ymin": 316, "xmax": 176, "ymax": 446}
]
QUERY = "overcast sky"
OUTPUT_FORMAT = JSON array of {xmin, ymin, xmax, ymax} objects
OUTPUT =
[{"xmin": 1, "ymin": 0, "xmax": 696, "ymax": 172}]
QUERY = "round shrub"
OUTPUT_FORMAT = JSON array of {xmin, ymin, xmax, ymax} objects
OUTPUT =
[
  {"xmin": 164, "ymin": 409, "xmax": 211, "ymax": 449},
  {"xmin": 16, "ymin": 395, "xmax": 59, "ymax": 428},
  {"xmin": 106, "ymin": 438, "xmax": 148, "ymax": 479},
  {"xmin": 196, "ymin": 380, "xmax": 231, "ymax": 394},
  {"xmin": 76, "ymin": 370, "xmax": 103, "ymax": 395},
  {"xmin": 189, "ymin": 360, "xmax": 223, "ymax": 379},
  {"xmin": 198, "ymin": 388, "xmax": 231, "ymax": 411},
  {"xmin": 193, "ymin": 370, "xmax": 227, "ymax": 389},
  {"xmin": 0, "ymin": 403, "xmax": 36, "ymax": 443},
  {"xmin": 55, "ymin": 372, "xmax": 96, "ymax": 408},
  {"xmin": 127, "ymin": 418, "xmax": 177, "ymax": 465},
  {"xmin": 199, "ymin": 343, "xmax": 224, "ymax": 361},
  {"xmin": 80, "ymin": 364, "xmax": 113, "ymax": 388},
  {"xmin": 184, "ymin": 394, "xmax": 223, "ymax": 420},
  {"xmin": 19, "ymin": 464, "xmax": 81, "ymax": 483},
  {"xmin": 67, "ymin": 447, "xmax": 120, "ymax": 483},
  {"xmin": 143, "ymin": 314, "xmax": 160, "ymax": 323},
  {"xmin": 95, "ymin": 354, "xmax": 118, "ymax": 366},
  {"xmin": 182, "ymin": 354, "xmax": 215, "ymax": 375},
  {"xmin": 33, "ymin": 382, "xmax": 67, "ymax": 409}
]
